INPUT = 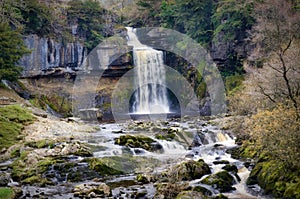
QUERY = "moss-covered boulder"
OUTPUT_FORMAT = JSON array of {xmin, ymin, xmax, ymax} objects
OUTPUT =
[
  {"xmin": 86, "ymin": 158, "xmax": 124, "ymax": 176},
  {"xmin": 115, "ymin": 134, "xmax": 162, "ymax": 152},
  {"xmin": 169, "ymin": 159, "xmax": 211, "ymax": 181},
  {"xmin": 155, "ymin": 182, "xmax": 189, "ymax": 199},
  {"xmin": 214, "ymin": 194, "xmax": 229, "ymax": 199},
  {"xmin": 221, "ymin": 164, "xmax": 238, "ymax": 173},
  {"xmin": 136, "ymin": 173, "xmax": 151, "ymax": 184},
  {"xmin": 192, "ymin": 186, "xmax": 213, "ymax": 196},
  {"xmin": 176, "ymin": 191, "xmax": 206, "ymax": 199},
  {"xmin": 247, "ymin": 161, "xmax": 300, "ymax": 198},
  {"xmin": 201, "ymin": 171, "xmax": 236, "ymax": 192},
  {"xmin": 155, "ymin": 131, "xmax": 176, "ymax": 141},
  {"xmin": 11, "ymin": 154, "xmax": 60, "ymax": 186}
]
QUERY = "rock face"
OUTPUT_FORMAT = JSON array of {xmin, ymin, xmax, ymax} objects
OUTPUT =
[{"xmin": 19, "ymin": 35, "xmax": 86, "ymax": 77}]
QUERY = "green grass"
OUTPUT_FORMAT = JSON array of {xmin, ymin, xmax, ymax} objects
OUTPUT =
[
  {"xmin": 0, "ymin": 188, "xmax": 14, "ymax": 199},
  {"xmin": 0, "ymin": 104, "xmax": 35, "ymax": 150}
]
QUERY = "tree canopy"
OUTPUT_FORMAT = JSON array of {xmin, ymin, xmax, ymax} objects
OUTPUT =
[{"xmin": 0, "ymin": 23, "xmax": 29, "ymax": 81}]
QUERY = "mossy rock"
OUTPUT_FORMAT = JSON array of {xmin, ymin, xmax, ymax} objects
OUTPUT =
[
  {"xmin": 22, "ymin": 175, "xmax": 53, "ymax": 186},
  {"xmin": 283, "ymin": 180, "xmax": 300, "ymax": 199},
  {"xmin": 155, "ymin": 182, "xmax": 188, "ymax": 199},
  {"xmin": 11, "ymin": 156, "xmax": 62, "ymax": 184},
  {"xmin": 0, "ymin": 187, "xmax": 15, "ymax": 199},
  {"xmin": 0, "ymin": 105, "xmax": 35, "ymax": 150},
  {"xmin": 115, "ymin": 134, "xmax": 162, "ymax": 152},
  {"xmin": 222, "ymin": 164, "xmax": 238, "ymax": 173},
  {"xmin": 192, "ymin": 186, "xmax": 213, "ymax": 196},
  {"xmin": 155, "ymin": 132, "xmax": 176, "ymax": 141},
  {"xmin": 201, "ymin": 171, "xmax": 236, "ymax": 192},
  {"xmin": 170, "ymin": 159, "xmax": 211, "ymax": 181},
  {"xmin": 214, "ymin": 194, "xmax": 229, "ymax": 199},
  {"xmin": 176, "ymin": 191, "xmax": 206, "ymax": 199},
  {"xmin": 247, "ymin": 161, "xmax": 300, "ymax": 198},
  {"xmin": 87, "ymin": 158, "xmax": 124, "ymax": 176},
  {"xmin": 136, "ymin": 173, "xmax": 150, "ymax": 184},
  {"xmin": 25, "ymin": 139, "xmax": 55, "ymax": 149}
]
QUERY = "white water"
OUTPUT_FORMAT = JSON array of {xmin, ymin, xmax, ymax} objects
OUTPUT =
[{"xmin": 126, "ymin": 27, "xmax": 169, "ymax": 114}]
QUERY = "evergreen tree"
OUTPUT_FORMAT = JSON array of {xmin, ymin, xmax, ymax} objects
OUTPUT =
[{"xmin": 0, "ymin": 23, "xmax": 29, "ymax": 81}]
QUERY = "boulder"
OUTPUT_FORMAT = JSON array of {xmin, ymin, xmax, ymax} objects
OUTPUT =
[
  {"xmin": 168, "ymin": 159, "xmax": 211, "ymax": 181},
  {"xmin": 115, "ymin": 135, "xmax": 163, "ymax": 152},
  {"xmin": 201, "ymin": 171, "xmax": 236, "ymax": 192}
]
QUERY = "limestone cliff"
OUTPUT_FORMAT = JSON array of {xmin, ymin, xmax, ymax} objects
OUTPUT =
[{"xmin": 19, "ymin": 35, "xmax": 86, "ymax": 77}]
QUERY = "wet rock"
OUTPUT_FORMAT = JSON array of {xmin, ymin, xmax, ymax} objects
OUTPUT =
[
  {"xmin": 155, "ymin": 182, "xmax": 188, "ymax": 198},
  {"xmin": 136, "ymin": 174, "xmax": 151, "ymax": 184},
  {"xmin": 222, "ymin": 164, "xmax": 238, "ymax": 173},
  {"xmin": 86, "ymin": 158, "xmax": 124, "ymax": 176},
  {"xmin": 201, "ymin": 171, "xmax": 236, "ymax": 192},
  {"xmin": 213, "ymin": 160, "xmax": 230, "ymax": 165},
  {"xmin": 73, "ymin": 183, "xmax": 111, "ymax": 198},
  {"xmin": 176, "ymin": 191, "xmax": 205, "ymax": 199},
  {"xmin": 155, "ymin": 132, "xmax": 176, "ymax": 141},
  {"xmin": 168, "ymin": 159, "xmax": 211, "ymax": 181},
  {"xmin": 192, "ymin": 186, "xmax": 213, "ymax": 196},
  {"xmin": 46, "ymin": 141, "xmax": 92, "ymax": 157},
  {"xmin": 114, "ymin": 135, "xmax": 163, "ymax": 152},
  {"xmin": 0, "ymin": 172, "xmax": 10, "ymax": 186}
]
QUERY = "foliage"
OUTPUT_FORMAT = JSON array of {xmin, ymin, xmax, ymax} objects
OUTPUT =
[
  {"xmin": 20, "ymin": 0, "xmax": 54, "ymax": 36},
  {"xmin": 212, "ymin": 0, "xmax": 254, "ymax": 41},
  {"xmin": 30, "ymin": 94, "xmax": 72, "ymax": 117},
  {"xmin": 247, "ymin": 160, "xmax": 300, "ymax": 199},
  {"xmin": 160, "ymin": 0, "xmax": 214, "ymax": 46},
  {"xmin": 0, "ymin": 188, "xmax": 14, "ymax": 199},
  {"xmin": 225, "ymin": 74, "xmax": 244, "ymax": 95},
  {"xmin": 0, "ymin": 23, "xmax": 29, "ymax": 81},
  {"xmin": 245, "ymin": 105, "xmax": 300, "ymax": 170},
  {"xmin": 250, "ymin": 0, "xmax": 300, "ymax": 113},
  {"xmin": 0, "ymin": 0, "xmax": 24, "ymax": 28},
  {"xmin": 67, "ymin": 0, "xmax": 111, "ymax": 52},
  {"xmin": 0, "ymin": 105, "xmax": 35, "ymax": 150}
]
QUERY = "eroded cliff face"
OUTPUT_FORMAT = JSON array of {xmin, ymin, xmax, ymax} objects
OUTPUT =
[{"xmin": 19, "ymin": 35, "xmax": 86, "ymax": 77}]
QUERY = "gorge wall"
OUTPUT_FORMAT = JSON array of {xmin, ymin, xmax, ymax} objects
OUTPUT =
[{"xmin": 19, "ymin": 35, "xmax": 86, "ymax": 77}]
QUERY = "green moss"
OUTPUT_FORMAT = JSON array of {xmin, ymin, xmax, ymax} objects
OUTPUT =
[
  {"xmin": 155, "ymin": 132, "xmax": 176, "ymax": 141},
  {"xmin": 87, "ymin": 158, "xmax": 124, "ymax": 176},
  {"xmin": 0, "ymin": 188, "xmax": 14, "ymax": 199},
  {"xmin": 201, "ymin": 171, "xmax": 235, "ymax": 192},
  {"xmin": 193, "ymin": 186, "xmax": 212, "ymax": 196},
  {"xmin": 172, "ymin": 159, "xmax": 211, "ymax": 181},
  {"xmin": 30, "ymin": 94, "xmax": 72, "ymax": 117},
  {"xmin": 22, "ymin": 175, "xmax": 53, "ymax": 186},
  {"xmin": 196, "ymin": 81, "xmax": 207, "ymax": 98},
  {"xmin": 115, "ymin": 135, "xmax": 161, "ymax": 152},
  {"xmin": 225, "ymin": 74, "xmax": 244, "ymax": 95},
  {"xmin": 0, "ymin": 105, "xmax": 35, "ymax": 150},
  {"xmin": 247, "ymin": 161, "xmax": 300, "ymax": 198},
  {"xmin": 136, "ymin": 174, "xmax": 150, "ymax": 184},
  {"xmin": 25, "ymin": 139, "xmax": 55, "ymax": 149},
  {"xmin": 214, "ymin": 194, "xmax": 229, "ymax": 199}
]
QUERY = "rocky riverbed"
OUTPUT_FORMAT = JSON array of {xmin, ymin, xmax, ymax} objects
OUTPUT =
[{"xmin": 0, "ymin": 113, "xmax": 270, "ymax": 199}]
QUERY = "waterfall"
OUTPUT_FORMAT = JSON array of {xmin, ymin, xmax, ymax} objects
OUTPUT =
[{"xmin": 126, "ymin": 27, "xmax": 169, "ymax": 114}]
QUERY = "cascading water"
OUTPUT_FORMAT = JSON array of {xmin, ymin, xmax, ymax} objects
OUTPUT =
[{"xmin": 126, "ymin": 27, "xmax": 169, "ymax": 114}]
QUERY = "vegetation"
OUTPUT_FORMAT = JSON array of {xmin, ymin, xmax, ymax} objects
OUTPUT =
[
  {"xmin": 0, "ymin": 23, "xmax": 29, "ymax": 81},
  {"xmin": 0, "ymin": 105, "xmax": 35, "ymax": 150},
  {"xmin": 225, "ymin": 1, "xmax": 300, "ymax": 198},
  {"xmin": 67, "ymin": 0, "xmax": 118, "ymax": 52},
  {"xmin": 0, "ymin": 188, "xmax": 14, "ymax": 199}
]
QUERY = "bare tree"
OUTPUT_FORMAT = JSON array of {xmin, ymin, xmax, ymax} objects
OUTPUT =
[{"xmin": 249, "ymin": 0, "xmax": 300, "ymax": 114}]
